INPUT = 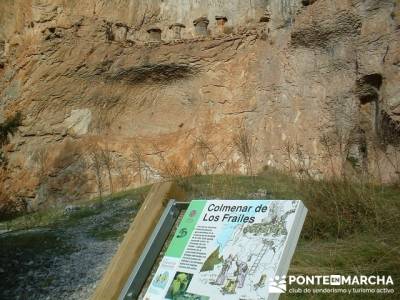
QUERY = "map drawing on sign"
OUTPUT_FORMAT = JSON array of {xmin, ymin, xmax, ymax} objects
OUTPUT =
[{"xmin": 194, "ymin": 201, "xmax": 295, "ymax": 298}]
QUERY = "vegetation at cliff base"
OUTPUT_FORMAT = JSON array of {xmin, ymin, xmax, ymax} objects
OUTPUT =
[
  {"xmin": 0, "ymin": 171, "xmax": 399, "ymax": 299},
  {"xmin": 0, "ymin": 112, "xmax": 23, "ymax": 221}
]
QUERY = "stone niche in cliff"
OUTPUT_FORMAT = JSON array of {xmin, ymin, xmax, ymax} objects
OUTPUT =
[
  {"xmin": 169, "ymin": 23, "xmax": 185, "ymax": 39},
  {"xmin": 215, "ymin": 16, "xmax": 228, "ymax": 34},
  {"xmin": 147, "ymin": 27, "xmax": 162, "ymax": 41},
  {"xmin": 113, "ymin": 23, "xmax": 128, "ymax": 42},
  {"xmin": 193, "ymin": 17, "xmax": 209, "ymax": 37}
]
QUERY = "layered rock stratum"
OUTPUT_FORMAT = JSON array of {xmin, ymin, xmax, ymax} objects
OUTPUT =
[{"xmin": 0, "ymin": 0, "xmax": 399, "ymax": 212}]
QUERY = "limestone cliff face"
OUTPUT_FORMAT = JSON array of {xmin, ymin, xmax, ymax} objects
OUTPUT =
[{"xmin": 0, "ymin": 0, "xmax": 399, "ymax": 211}]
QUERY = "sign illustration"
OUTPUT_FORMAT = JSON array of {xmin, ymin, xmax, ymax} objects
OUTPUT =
[{"xmin": 144, "ymin": 199, "xmax": 307, "ymax": 300}]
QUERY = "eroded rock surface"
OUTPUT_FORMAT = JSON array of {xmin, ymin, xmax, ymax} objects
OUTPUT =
[{"xmin": 0, "ymin": 0, "xmax": 399, "ymax": 211}]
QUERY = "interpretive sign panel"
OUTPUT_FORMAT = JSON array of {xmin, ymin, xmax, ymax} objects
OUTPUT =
[{"xmin": 143, "ymin": 199, "xmax": 307, "ymax": 300}]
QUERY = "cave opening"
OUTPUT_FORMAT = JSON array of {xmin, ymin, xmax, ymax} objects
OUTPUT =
[
  {"xmin": 302, "ymin": 0, "xmax": 317, "ymax": 7},
  {"xmin": 357, "ymin": 73, "xmax": 383, "ymax": 104}
]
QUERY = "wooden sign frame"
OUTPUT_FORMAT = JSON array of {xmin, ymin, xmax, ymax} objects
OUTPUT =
[
  {"xmin": 119, "ymin": 199, "xmax": 189, "ymax": 299},
  {"xmin": 92, "ymin": 181, "xmax": 187, "ymax": 300}
]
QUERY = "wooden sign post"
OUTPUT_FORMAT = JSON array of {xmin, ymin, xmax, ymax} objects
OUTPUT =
[{"xmin": 92, "ymin": 181, "xmax": 187, "ymax": 300}]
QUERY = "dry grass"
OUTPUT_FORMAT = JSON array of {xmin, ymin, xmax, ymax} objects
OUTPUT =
[{"xmin": 1, "ymin": 168, "xmax": 399, "ymax": 297}]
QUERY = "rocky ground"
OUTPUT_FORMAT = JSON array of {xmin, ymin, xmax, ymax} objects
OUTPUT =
[{"xmin": 0, "ymin": 194, "xmax": 143, "ymax": 300}]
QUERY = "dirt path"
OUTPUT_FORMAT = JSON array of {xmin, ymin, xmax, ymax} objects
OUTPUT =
[{"xmin": 0, "ymin": 198, "xmax": 140, "ymax": 300}]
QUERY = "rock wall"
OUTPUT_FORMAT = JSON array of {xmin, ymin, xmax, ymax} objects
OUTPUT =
[{"xmin": 0, "ymin": 0, "xmax": 399, "ymax": 211}]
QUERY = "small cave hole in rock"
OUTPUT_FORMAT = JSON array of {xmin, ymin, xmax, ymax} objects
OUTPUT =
[
  {"xmin": 302, "ymin": 0, "xmax": 317, "ymax": 6},
  {"xmin": 193, "ymin": 17, "xmax": 209, "ymax": 37},
  {"xmin": 356, "ymin": 73, "xmax": 383, "ymax": 104},
  {"xmin": 259, "ymin": 10, "xmax": 271, "ymax": 22},
  {"xmin": 361, "ymin": 73, "xmax": 383, "ymax": 89},
  {"xmin": 147, "ymin": 27, "xmax": 162, "ymax": 41},
  {"xmin": 169, "ymin": 23, "xmax": 185, "ymax": 39},
  {"xmin": 215, "ymin": 16, "xmax": 228, "ymax": 34}
]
